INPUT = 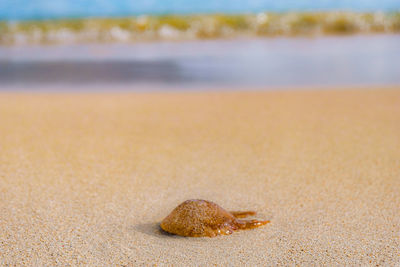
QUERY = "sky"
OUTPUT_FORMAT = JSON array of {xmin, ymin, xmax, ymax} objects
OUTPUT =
[{"xmin": 1, "ymin": 0, "xmax": 400, "ymax": 21}]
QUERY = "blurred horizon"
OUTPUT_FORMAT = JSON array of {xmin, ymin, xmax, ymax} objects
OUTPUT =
[
  {"xmin": 1, "ymin": 0, "xmax": 400, "ymax": 21},
  {"xmin": 1, "ymin": 0, "xmax": 399, "ymax": 89}
]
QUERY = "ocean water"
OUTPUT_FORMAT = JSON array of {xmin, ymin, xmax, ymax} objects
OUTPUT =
[
  {"xmin": 1, "ymin": 0, "xmax": 400, "ymax": 21},
  {"xmin": 1, "ymin": 35, "xmax": 400, "ymax": 88}
]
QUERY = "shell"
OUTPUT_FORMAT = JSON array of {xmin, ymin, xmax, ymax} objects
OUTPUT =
[{"xmin": 160, "ymin": 199, "xmax": 270, "ymax": 237}]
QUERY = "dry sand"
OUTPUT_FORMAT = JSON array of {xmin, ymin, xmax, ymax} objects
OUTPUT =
[{"xmin": 0, "ymin": 89, "xmax": 399, "ymax": 266}]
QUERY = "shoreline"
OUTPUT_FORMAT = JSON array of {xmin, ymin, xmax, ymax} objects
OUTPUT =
[{"xmin": 1, "ymin": 84, "xmax": 400, "ymax": 93}]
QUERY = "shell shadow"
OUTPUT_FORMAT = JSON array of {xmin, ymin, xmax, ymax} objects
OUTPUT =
[{"xmin": 134, "ymin": 222, "xmax": 183, "ymax": 239}]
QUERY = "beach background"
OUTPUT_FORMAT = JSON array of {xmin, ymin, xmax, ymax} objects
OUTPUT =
[{"xmin": 1, "ymin": 0, "xmax": 400, "ymax": 266}]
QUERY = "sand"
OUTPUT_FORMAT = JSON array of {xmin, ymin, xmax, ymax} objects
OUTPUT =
[{"xmin": 0, "ymin": 89, "xmax": 399, "ymax": 266}]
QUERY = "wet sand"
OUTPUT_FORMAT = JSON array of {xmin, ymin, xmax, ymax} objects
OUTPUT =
[{"xmin": 0, "ymin": 88, "xmax": 399, "ymax": 265}]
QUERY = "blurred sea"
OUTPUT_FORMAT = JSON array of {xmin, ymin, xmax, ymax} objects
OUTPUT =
[
  {"xmin": 1, "ymin": 1, "xmax": 399, "ymax": 89},
  {"xmin": 1, "ymin": 35, "xmax": 400, "ymax": 89},
  {"xmin": 1, "ymin": 0, "xmax": 400, "ymax": 21}
]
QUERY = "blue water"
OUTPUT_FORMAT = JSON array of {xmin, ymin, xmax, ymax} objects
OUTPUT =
[{"xmin": 1, "ymin": 0, "xmax": 400, "ymax": 21}]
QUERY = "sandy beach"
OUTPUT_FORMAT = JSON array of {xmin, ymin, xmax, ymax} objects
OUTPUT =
[{"xmin": 0, "ymin": 88, "xmax": 399, "ymax": 265}]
